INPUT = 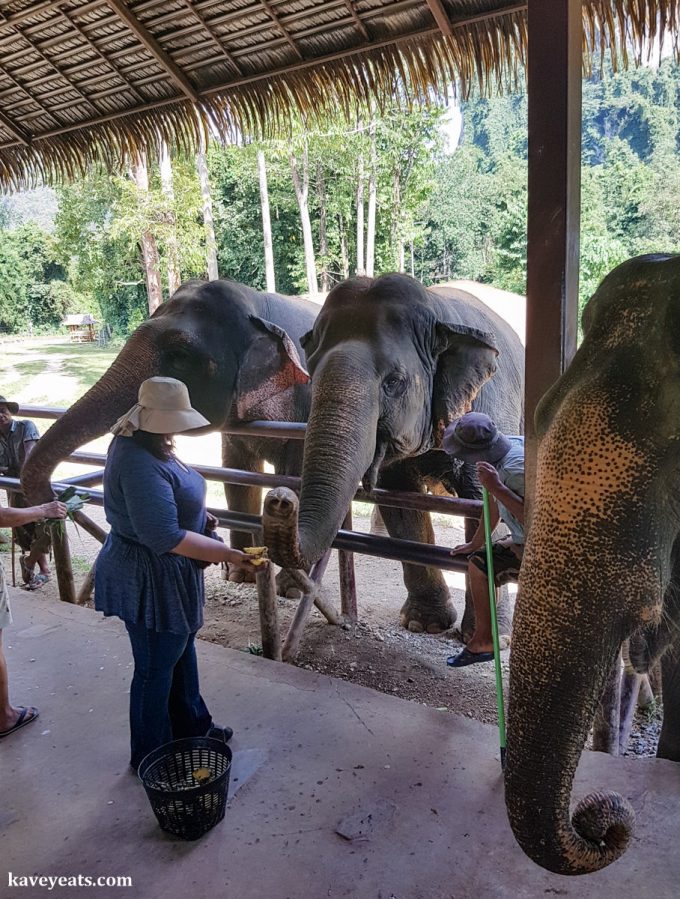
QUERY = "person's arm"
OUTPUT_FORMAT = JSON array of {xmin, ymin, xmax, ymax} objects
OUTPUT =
[
  {"xmin": 171, "ymin": 531, "xmax": 261, "ymax": 573},
  {"xmin": 476, "ymin": 461, "xmax": 524, "ymax": 524},
  {"xmin": 0, "ymin": 500, "xmax": 67, "ymax": 528},
  {"xmin": 22, "ymin": 440, "xmax": 38, "ymax": 461},
  {"xmin": 451, "ymin": 496, "xmax": 500, "ymax": 555},
  {"xmin": 21, "ymin": 420, "xmax": 40, "ymax": 463}
]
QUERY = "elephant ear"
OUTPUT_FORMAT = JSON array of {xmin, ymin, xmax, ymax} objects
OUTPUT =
[
  {"xmin": 235, "ymin": 316, "xmax": 310, "ymax": 421},
  {"xmin": 431, "ymin": 322, "xmax": 500, "ymax": 445}
]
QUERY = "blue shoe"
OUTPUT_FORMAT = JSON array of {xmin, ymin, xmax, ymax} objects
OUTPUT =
[
  {"xmin": 205, "ymin": 724, "xmax": 233, "ymax": 743},
  {"xmin": 447, "ymin": 647, "xmax": 494, "ymax": 667}
]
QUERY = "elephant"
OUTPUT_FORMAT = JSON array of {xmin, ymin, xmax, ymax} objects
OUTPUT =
[
  {"xmin": 262, "ymin": 273, "xmax": 525, "ymax": 634},
  {"xmin": 21, "ymin": 279, "xmax": 316, "ymax": 570},
  {"xmin": 504, "ymin": 253, "xmax": 680, "ymax": 875}
]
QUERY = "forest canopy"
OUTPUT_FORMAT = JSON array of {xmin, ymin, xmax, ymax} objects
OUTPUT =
[{"xmin": 0, "ymin": 57, "xmax": 678, "ymax": 336}]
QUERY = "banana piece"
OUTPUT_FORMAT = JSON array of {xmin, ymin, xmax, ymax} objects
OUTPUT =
[{"xmin": 244, "ymin": 546, "xmax": 269, "ymax": 566}]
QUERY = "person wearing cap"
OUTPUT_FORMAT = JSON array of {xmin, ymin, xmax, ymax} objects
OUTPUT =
[
  {"xmin": 94, "ymin": 376, "xmax": 263, "ymax": 771},
  {"xmin": 443, "ymin": 411, "xmax": 525, "ymax": 667},
  {"xmin": 0, "ymin": 496, "xmax": 67, "ymax": 738},
  {"xmin": 0, "ymin": 396, "xmax": 53, "ymax": 588}
]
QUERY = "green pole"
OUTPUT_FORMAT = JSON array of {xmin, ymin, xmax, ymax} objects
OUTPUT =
[{"xmin": 482, "ymin": 486, "xmax": 507, "ymax": 768}]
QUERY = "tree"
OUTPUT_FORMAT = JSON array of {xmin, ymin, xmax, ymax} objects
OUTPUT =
[
  {"xmin": 289, "ymin": 138, "xmax": 318, "ymax": 296},
  {"xmin": 131, "ymin": 152, "xmax": 163, "ymax": 315},
  {"xmin": 257, "ymin": 150, "xmax": 276, "ymax": 292}
]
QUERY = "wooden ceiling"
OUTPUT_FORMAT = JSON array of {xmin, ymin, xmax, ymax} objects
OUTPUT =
[{"xmin": 0, "ymin": 0, "xmax": 677, "ymax": 187}]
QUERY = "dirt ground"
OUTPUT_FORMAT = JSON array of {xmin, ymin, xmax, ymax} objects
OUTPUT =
[{"xmin": 3, "ymin": 500, "xmax": 661, "ymax": 759}]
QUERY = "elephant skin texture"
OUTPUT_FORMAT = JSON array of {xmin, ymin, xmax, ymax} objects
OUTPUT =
[
  {"xmin": 21, "ymin": 279, "xmax": 317, "ymax": 567},
  {"xmin": 505, "ymin": 253, "xmax": 680, "ymax": 875},
  {"xmin": 263, "ymin": 273, "xmax": 524, "ymax": 635}
]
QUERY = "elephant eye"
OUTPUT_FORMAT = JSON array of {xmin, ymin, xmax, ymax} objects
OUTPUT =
[
  {"xmin": 165, "ymin": 347, "xmax": 194, "ymax": 372},
  {"xmin": 383, "ymin": 374, "xmax": 407, "ymax": 397}
]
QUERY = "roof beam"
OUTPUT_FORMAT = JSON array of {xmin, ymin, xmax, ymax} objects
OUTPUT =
[
  {"xmin": 0, "ymin": 108, "xmax": 31, "ymax": 145},
  {"xmin": 103, "ymin": 0, "xmax": 200, "ymax": 102},
  {"xmin": 425, "ymin": 0, "xmax": 452, "ymax": 37},
  {"xmin": 342, "ymin": 0, "xmax": 369, "ymax": 41},
  {"xmin": 256, "ymin": 0, "xmax": 303, "ymax": 60}
]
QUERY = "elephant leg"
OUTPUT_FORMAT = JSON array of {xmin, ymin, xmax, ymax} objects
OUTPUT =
[
  {"xmin": 375, "ymin": 468, "xmax": 455, "ymax": 633},
  {"xmin": 618, "ymin": 642, "xmax": 642, "ymax": 754},
  {"xmin": 460, "ymin": 517, "xmax": 477, "ymax": 642},
  {"xmin": 657, "ymin": 643, "xmax": 680, "ymax": 762},
  {"xmin": 592, "ymin": 650, "xmax": 622, "ymax": 755}
]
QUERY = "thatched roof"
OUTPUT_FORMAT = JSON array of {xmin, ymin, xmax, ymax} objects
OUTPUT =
[{"xmin": 0, "ymin": 0, "xmax": 678, "ymax": 189}]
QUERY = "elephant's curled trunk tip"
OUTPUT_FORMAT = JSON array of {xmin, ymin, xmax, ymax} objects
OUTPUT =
[
  {"xmin": 569, "ymin": 791, "xmax": 635, "ymax": 871},
  {"xmin": 263, "ymin": 486, "xmax": 308, "ymax": 569},
  {"xmin": 515, "ymin": 790, "xmax": 634, "ymax": 876}
]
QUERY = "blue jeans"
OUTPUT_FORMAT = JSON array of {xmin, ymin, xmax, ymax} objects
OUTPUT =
[{"xmin": 125, "ymin": 622, "xmax": 213, "ymax": 770}]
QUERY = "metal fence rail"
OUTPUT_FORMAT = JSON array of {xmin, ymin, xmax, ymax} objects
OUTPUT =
[{"xmin": 6, "ymin": 405, "xmax": 482, "ymax": 658}]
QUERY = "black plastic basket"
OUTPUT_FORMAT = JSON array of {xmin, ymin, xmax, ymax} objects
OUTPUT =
[{"xmin": 138, "ymin": 737, "xmax": 232, "ymax": 840}]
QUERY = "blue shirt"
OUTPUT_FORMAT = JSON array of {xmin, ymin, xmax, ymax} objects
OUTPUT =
[
  {"xmin": 494, "ymin": 436, "xmax": 525, "ymax": 545},
  {"xmin": 0, "ymin": 419, "xmax": 39, "ymax": 475},
  {"xmin": 94, "ymin": 436, "xmax": 209, "ymax": 634}
]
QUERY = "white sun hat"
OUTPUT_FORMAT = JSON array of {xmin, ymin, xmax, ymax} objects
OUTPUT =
[{"xmin": 111, "ymin": 377, "xmax": 210, "ymax": 437}]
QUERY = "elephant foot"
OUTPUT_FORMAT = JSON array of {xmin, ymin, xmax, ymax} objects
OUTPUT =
[
  {"xmin": 227, "ymin": 564, "xmax": 256, "ymax": 584},
  {"xmin": 275, "ymin": 569, "xmax": 304, "ymax": 600},
  {"xmin": 399, "ymin": 593, "xmax": 457, "ymax": 634}
]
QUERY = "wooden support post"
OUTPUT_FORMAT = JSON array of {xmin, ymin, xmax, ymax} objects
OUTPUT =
[
  {"xmin": 339, "ymin": 508, "xmax": 357, "ymax": 622},
  {"xmin": 525, "ymin": 0, "xmax": 581, "ymax": 515},
  {"xmin": 72, "ymin": 510, "xmax": 108, "ymax": 544},
  {"xmin": 76, "ymin": 563, "xmax": 96, "ymax": 606},
  {"xmin": 255, "ymin": 532, "xmax": 281, "ymax": 661},
  {"xmin": 52, "ymin": 526, "xmax": 76, "ymax": 604}
]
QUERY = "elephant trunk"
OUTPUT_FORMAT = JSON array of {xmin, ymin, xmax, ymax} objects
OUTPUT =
[
  {"xmin": 22, "ymin": 326, "xmax": 161, "ymax": 503},
  {"xmin": 505, "ymin": 582, "xmax": 635, "ymax": 874},
  {"xmin": 264, "ymin": 346, "xmax": 378, "ymax": 568}
]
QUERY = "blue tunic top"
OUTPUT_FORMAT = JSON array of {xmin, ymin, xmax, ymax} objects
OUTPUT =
[{"xmin": 94, "ymin": 436, "xmax": 209, "ymax": 634}]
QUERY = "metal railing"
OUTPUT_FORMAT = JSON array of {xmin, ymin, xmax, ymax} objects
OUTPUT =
[{"xmin": 6, "ymin": 406, "xmax": 482, "ymax": 632}]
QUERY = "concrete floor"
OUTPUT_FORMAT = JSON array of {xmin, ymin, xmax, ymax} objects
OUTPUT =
[{"xmin": 1, "ymin": 591, "xmax": 679, "ymax": 899}]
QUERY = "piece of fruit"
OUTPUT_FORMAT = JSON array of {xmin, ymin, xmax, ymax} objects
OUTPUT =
[{"xmin": 192, "ymin": 767, "xmax": 213, "ymax": 784}]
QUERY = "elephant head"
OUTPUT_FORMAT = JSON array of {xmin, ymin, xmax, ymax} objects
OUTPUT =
[
  {"xmin": 264, "ymin": 273, "xmax": 499, "ymax": 569},
  {"xmin": 22, "ymin": 279, "xmax": 309, "ymax": 503},
  {"xmin": 505, "ymin": 254, "xmax": 680, "ymax": 874}
]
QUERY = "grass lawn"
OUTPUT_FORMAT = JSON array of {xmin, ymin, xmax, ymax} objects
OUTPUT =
[{"xmin": 1, "ymin": 336, "xmax": 120, "ymax": 407}]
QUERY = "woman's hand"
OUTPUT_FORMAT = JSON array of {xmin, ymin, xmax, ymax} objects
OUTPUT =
[{"xmin": 224, "ymin": 548, "xmax": 268, "ymax": 576}]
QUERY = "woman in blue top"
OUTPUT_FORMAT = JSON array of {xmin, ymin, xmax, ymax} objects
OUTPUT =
[{"xmin": 95, "ymin": 377, "xmax": 261, "ymax": 770}]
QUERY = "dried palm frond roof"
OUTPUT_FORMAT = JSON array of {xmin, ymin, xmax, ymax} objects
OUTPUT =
[{"xmin": 0, "ymin": 0, "xmax": 678, "ymax": 189}]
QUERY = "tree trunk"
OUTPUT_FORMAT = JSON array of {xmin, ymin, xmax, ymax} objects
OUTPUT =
[
  {"xmin": 290, "ymin": 143, "xmax": 318, "ymax": 297},
  {"xmin": 159, "ymin": 141, "xmax": 181, "ymax": 296},
  {"xmin": 196, "ymin": 140, "xmax": 219, "ymax": 281},
  {"xmin": 410, "ymin": 239, "xmax": 415, "ymax": 277},
  {"xmin": 392, "ymin": 169, "xmax": 405, "ymax": 272},
  {"xmin": 338, "ymin": 213, "xmax": 350, "ymax": 280},
  {"xmin": 365, "ymin": 122, "xmax": 377, "ymax": 278},
  {"xmin": 316, "ymin": 160, "xmax": 331, "ymax": 293},
  {"xmin": 131, "ymin": 152, "xmax": 163, "ymax": 316},
  {"xmin": 355, "ymin": 156, "xmax": 365, "ymax": 275},
  {"xmin": 257, "ymin": 150, "xmax": 276, "ymax": 292}
]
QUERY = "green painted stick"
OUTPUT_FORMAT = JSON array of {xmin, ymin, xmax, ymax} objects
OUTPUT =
[{"xmin": 482, "ymin": 486, "xmax": 507, "ymax": 769}]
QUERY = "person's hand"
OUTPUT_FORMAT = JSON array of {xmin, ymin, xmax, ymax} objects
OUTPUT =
[
  {"xmin": 451, "ymin": 541, "xmax": 476, "ymax": 557},
  {"xmin": 206, "ymin": 511, "xmax": 219, "ymax": 530},
  {"xmin": 224, "ymin": 548, "xmax": 268, "ymax": 575},
  {"xmin": 476, "ymin": 461, "xmax": 502, "ymax": 492},
  {"xmin": 41, "ymin": 500, "xmax": 68, "ymax": 520}
]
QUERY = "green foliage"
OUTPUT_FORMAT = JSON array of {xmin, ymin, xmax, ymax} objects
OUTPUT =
[
  {"xmin": 0, "ymin": 222, "xmax": 67, "ymax": 332},
  {"xmin": 3, "ymin": 56, "xmax": 680, "ymax": 335}
]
